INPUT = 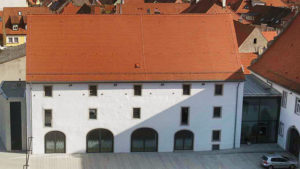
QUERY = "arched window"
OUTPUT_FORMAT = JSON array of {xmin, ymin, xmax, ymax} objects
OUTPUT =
[
  {"xmin": 287, "ymin": 127, "xmax": 300, "ymax": 157},
  {"xmin": 45, "ymin": 131, "xmax": 66, "ymax": 153},
  {"xmin": 131, "ymin": 128, "xmax": 158, "ymax": 152},
  {"xmin": 86, "ymin": 129, "xmax": 114, "ymax": 153},
  {"xmin": 174, "ymin": 130, "xmax": 194, "ymax": 151}
]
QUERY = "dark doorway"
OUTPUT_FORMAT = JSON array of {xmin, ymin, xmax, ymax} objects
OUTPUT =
[
  {"xmin": 45, "ymin": 131, "xmax": 66, "ymax": 153},
  {"xmin": 86, "ymin": 128, "xmax": 113, "ymax": 153},
  {"xmin": 10, "ymin": 102, "xmax": 22, "ymax": 150},
  {"xmin": 174, "ymin": 130, "xmax": 194, "ymax": 151},
  {"xmin": 288, "ymin": 128, "xmax": 300, "ymax": 157},
  {"xmin": 131, "ymin": 128, "xmax": 158, "ymax": 152}
]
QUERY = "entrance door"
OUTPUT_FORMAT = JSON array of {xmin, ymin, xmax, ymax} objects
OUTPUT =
[
  {"xmin": 10, "ymin": 102, "xmax": 22, "ymax": 150},
  {"xmin": 289, "ymin": 128, "xmax": 300, "ymax": 157}
]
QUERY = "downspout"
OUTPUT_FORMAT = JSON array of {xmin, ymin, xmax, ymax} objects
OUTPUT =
[{"xmin": 233, "ymin": 82, "xmax": 241, "ymax": 149}]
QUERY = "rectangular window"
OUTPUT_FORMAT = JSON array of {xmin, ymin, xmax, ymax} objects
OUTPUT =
[
  {"xmin": 181, "ymin": 107, "xmax": 189, "ymax": 125},
  {"xmin": 8, "ymin": 37, "xmax": 13, "ymax": 43},
  {"xmin": 89, "ymin": 109, "xmax": 97, "ymax": 119},
  {"xmin": 295, "ymin": 97, "xmax": 300, "ymax": 115},
  {"xmin": 133, "ymin": 108, "xmax": 141, "ymax": 119},
  {"xmin": 14, "ymin": 37, "xmax": 19, "ymax": 43},
  {"xmin": 281, "ymin": 91, "xmax": 287, "ymax": 108},
  {"xmin": 214, "ymin": 84, "xmax": 223, "ymax": 96},
  {"xmin": 44, "ymin": 109, "xmax": 52, "ymax": 127},
  {"xmin": 134, "ymin": 85, "xmax": 142, "ymax": 96},
  {"xmin": 213, "ymin": 107, "xmax": 222, "ymax": 118},
  {"xmin": 212, "ymin": 130, "xmax": 221, "ymax": 141},
  {"xmin": 182, "ymin": 84, "xmax": 191, "ymax": 95},
  {"xmin": 212, "ymin": 144, "xmax": 220, "ymax": 150},
  {"xmin": 12, "ymin": 25, "xmax": 18, "ymax": 31},
  {"xmin": 253, "ymin": 38, "xmax": 257, "ymax": 44},
  {"xmin": 44, "ymin": 86, "xmax": 52, "ymax": 97},
  {"xmin": 279, "ymin": 122, "xmax": 284, "ymax": 137},
  {"xmin": 89, "ymin": 85, "xmax": 97, "ymax": 96}
]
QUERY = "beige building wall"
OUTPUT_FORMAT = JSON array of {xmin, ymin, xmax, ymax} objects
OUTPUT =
[
  {"xmin": 239, "ymin": 28, "xmax": 268, "ymax": 53},
  {"xmin": 0, "ymin": 56, "xmax": 26, "ymax": 83}
]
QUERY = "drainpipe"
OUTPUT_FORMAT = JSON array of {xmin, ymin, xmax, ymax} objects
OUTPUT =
[{"xmin": 233, "ymin": 82, "xmax": 241, "ymax": 149}]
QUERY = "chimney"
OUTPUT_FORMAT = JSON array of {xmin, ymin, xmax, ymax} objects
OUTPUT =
[{"xmin": 222, "ymin": 0, "xmax": 226, "ymax": 8}]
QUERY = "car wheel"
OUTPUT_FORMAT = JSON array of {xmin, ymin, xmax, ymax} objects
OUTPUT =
[
  {"xmin": 268, "ymin": 166, "xmax": 273, "ymax": 169},
  {"xmin": 289, "ymin": 165, "xmax": 296, "ymax": 169}
]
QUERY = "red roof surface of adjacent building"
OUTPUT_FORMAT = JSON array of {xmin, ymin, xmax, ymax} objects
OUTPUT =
[
  {"xmin": 3, "ymin": 7, "xmax": 51, "ymax": 35},
  {"xmin": 249, "ymin": 15, "xmax": 300, "ymax": 93},
  {"xmin": 261, "ymin": 0, "xmax": 288, "ymax": 7},
  {"xmin": 233, "ymin": 21, "xmax": 255, "ymax": 46},
  {"xmin": 262, "ymin": 31, "xmax": 277, "ymax": 41},
  {"xmin": 27, "ymin": 14, "xmax": 244, "ymax": 82},
  {"xmin": 116, "ymin": 3, "xmax": 190, "ymax": 14},
  {"xmin": 240, "ymin": 53, "xmax": 257, "ymax": 74}
]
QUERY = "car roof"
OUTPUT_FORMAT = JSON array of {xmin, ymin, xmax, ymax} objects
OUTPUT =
[{"xmin": 263, "ymin": 154, "xmax": 283, "ymax": 158}]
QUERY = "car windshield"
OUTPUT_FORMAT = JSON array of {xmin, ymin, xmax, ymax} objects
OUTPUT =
[{"xmin": 262, "ymin": 155, "xmax": 268, "ymax": 161}]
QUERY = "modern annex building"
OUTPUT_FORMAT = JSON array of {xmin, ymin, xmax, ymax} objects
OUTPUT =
[
  {"xmin": 25, "ymin": 14, "xmax": 245, "ymax": 154},
  {"xmin": 249, "ymin": 15, "xmax": 300, "ymax": 157}
]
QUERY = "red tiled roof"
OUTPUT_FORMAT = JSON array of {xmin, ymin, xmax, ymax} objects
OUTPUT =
[
  {"xmin": 3, "ymin": 7, "xmax": 52, "ymax": 35},
  {"xmin": 60, "ymin": 2, "xmax": 81, "ymax": 14},
  {"xmin": 183, "ymin": 0, "xmax": 250, "ymax": 24},
  {"xmin": 233, "ymin": 21, "xmax": 255, "ymax": 46},
  {"xmin": 240, "ymin": 53, "xmax": 257, "ymax": 74},
  {"xmin": 261, "ymin": 0, "xmax": 289, "ymax": 7},
  {"xmin": 249, "ymin": 15, "xmax": 300, "ymax": 93},
  {"xmin": 27, "ymin": 14, "xmax": 244, "ymax": 82},
  {"xmin": 262, "ymin": 31, "xmax": 277, "ymax": 41},
  {"xmin": 117, "ymin": 3, "xmax": 190, "ymax": 14}
]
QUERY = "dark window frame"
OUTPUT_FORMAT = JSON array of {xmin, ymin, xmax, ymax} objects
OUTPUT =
[
  {"xmin": 295, "ymin": 97, "xmax": 300, "ymax": 115},
  {"xmin": 89, "ymin": 85, "xmax": 98, "ymax": 96},
  {"xmin": 181, "ymin": 107, "xmax": 189, "ymax": 125},
  {"xmin": 86, "ymin": 128, "xmax": 114, "ymax": 153},
  {"xmin": 281, "ymin": 91, "xmax": 287, "ymax": 108},
  {"xmin": 214, "ymin": 84, "xmax": 223, "ymax": 96},
  {"xmin": 131, "ymin": 128, "xmax": 158, "ymax": 152},
  {"xmin": 253, "ymin": 38, "xmax": 257, "ymax": 44},
  {"xmin": 133, "ymin": 85, "xmax": 142, "ymax": 96},
  {"xmin": 44, "ymin": 86, "xmax": 53, "ymax": 97},
  {"xmin": 133, "ymin": 108, "xmax": 141, "ymax": 119},
  {"xmin": 182, "ymin": 84, "xmax": 191, "ymax": 95},
  {"xmin": 44, "ymin": 131, "xmax": 66, "ymax": 153},
  {"xmin": 212, "ymin": 130, "xmax": 221, "ymax": 142},
  {"xmin": 44, "ymin": 109, "xmax": 52, "ymax": 127},
  {"xmin": 89, "ymin": 108, "xmax": 97, "ymax": 120},
  {"xmin": 213, "ymin": 106, "xmax": 222, "ymax": 118},
  {"xmin": 174, "ymin": 130, "xmax": 194, "ymax": 151},
  {"xmin": 212, "ymin": 144, "xmax": 220, "ymax": 150}
]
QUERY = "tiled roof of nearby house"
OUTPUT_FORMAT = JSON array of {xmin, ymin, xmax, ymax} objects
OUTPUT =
[
  {"xmin": 240, "ymin": 53, "xmax": 257, "ymax": 74},
  {"xmin": 0, "ymin": 81, "xmax": 26, "ymax": 98},
  {"xmin": 3, "ymin": 7, "xmax": 51, "ymax": 35},
  {"xmin": 233, "ymin": 21, "xmax": 255, "ymax": 46},
  {"xmin": 26, "ymin": 14, "xmax": 244, "ymax": 82},
  {"xmin": 262, "ymin": 31, "xmax": 277, "ymax": 41},
  {"xmin": 244, "ymin": 74, "xmax": 281, "ymax": 97},
  {"xmin": 261, "ymin": 0, "xmax": 288, "ymax": 7},
  {"xmin": 249, "ymin": 15, "xmax": 300, "ymax": 94},
  {"xmin": 182, "ymin": 0, "xmax": 250, "ymax": 24},
  {"xmin": 116, "ymin": 2, "xmax": 190, "ymax": 14},
  {"xmin": 60, "ymin": 2, "xmax": 81, "ymax": 14},
  {"xmin": 232, "ymin": 0, "xmax": 250, "ymax": 13},
  {"xmin": 250, "ymin": 5, "xmax": 291, "ymax": 26}
]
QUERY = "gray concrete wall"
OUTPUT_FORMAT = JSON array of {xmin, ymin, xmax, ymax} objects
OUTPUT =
[{"xmin": 239, "ymin": 28, "xmax": 268, "ymax": 53}]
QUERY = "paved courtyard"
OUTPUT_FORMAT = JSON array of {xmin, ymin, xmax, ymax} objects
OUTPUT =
[{"xmin": 0, "ymin": 144, "xmax": 297, "ymax": 169}]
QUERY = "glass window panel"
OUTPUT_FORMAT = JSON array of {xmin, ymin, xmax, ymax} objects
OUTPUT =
[
  {"xmin": 241, "ymin": 122, "xmax": 258, "ymax": 144},
  {"xmin": 88, "ymin": 140, "xmax": 99, "ymax": 153},
  {"xmin": 132, "ymin": 139, "xmax": 144, "ymax": 152},
  {"xmin": 259, "ymin": 98, "xmax": 279, "ymax": 121},
  {"xmin": 100, "ymin": 139, "xmax": 112, "ymax": 152},
  {"xmin": 145, "ymin": 139, "xmax": 156, "ymax": 152},
  {"xmin": 55, "ymin": 140, "xmax": 65, "ymax": 153},
  {"xmin": 184, "ymin": 138, "xmax": 193, "ymax": 150},
  {"xmin": 46, "ymin": 140, "xmax": 55, "ymax": 153},
  {"xmin": 175, "ymin": 138, "xmax": 184, "ymax": 150},
  {"xmin": 242, "ymin": 99, "xmax": 259, "ymax": 121}
]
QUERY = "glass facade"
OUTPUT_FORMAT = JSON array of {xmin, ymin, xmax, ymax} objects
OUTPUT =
[{"xmin": 241, "ymin": 97, "xmax": 280, "ymax": 144}]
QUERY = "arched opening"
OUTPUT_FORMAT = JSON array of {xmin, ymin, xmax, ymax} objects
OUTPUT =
[
  {"xmin": 174, "ymin": 130, "xmax": 194, "ymax": 151},
  {"xmin": 131, "ymin": 128, "xmax": 158, "ymax": 152},
  {"xmin": 287, "ymin": 127, "xmax": 300, "ymax": 157},
  {"xmin": 45, "ymin": 131, "xmax": 66, "ymax": 153},
  {"xmin": 86, "ymin": 128, "xmax": 114, "ymax": 153}
]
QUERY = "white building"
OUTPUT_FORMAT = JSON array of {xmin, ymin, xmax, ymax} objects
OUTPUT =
[
  {"xmin": 249, "ymin": 15, "xmax": 300, "ymax": 157},
  {"xmin": 0, "ymin": 0, "xmax": 28, "ymax": 10},
  {"xmin": 25, "ymin": 14, "xmax": 245, "ymax": 154}
]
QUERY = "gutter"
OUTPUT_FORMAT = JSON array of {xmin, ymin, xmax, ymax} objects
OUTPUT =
[{"xmin": 233, "ymin": 82, "xmax": 241, "ymax": 149}]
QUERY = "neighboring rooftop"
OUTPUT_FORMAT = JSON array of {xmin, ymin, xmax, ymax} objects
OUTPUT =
[
  {"xmin": 26, "ymin": 14, "xmax": 244, "ymax": 82},
  {"xmin": 0, "ymin": 81, "xmax": 26, "ymax": 98},
  {"xmin": 249, "ymin": 15, "xmax": 300, "ymax": 94},
  {"xmin": 3, "ymin": 7, "xmax": 52, "ymax": 35},
  {"xmin": 240, "ymin": 53, "xmax": 257, "ymax": 74},
  {"xmin": 233, "ymin": 21, "xmax": 255, "ymax": 46},
  {"xmin": 244, "ymin": 74, "xmax": 281, "ymax": 97},
  {"xmin": 262, "ymin": 31, "xmax": 277, "ymax": 42}
]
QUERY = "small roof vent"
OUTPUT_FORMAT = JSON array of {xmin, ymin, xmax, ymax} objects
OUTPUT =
[{"xmin": 135, "ymin": 63, "xmax": 141, "ymax": 68}]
